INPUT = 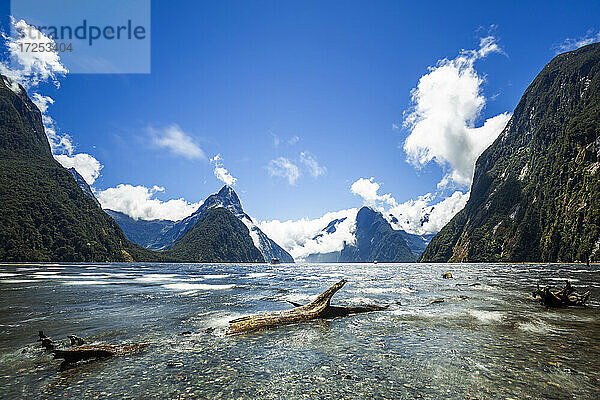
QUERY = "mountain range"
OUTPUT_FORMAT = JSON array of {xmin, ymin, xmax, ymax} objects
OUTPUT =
[
  {"xmin": 421, "ymin": 43, "xmax": 600, "ymax": 263},
  {"xmin": 339, "ymin": 207, "xmax": 417, "ymax": 262},
  {"xmin": 0, "ymin": 74, "xmax": 273, "ymax": 263},
  {"xmin": 303, "ymin": 206, "xmax": 429, "ymax": 263},
  {"xmin": 106, "ymin": 185, "xmax": 294, "ymax": 263},
  {"xmin": 2, "ymin": 43, "xmax": 598, "ymax": 264}
]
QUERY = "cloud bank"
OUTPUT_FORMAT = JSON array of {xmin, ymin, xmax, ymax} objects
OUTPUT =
[
  {"xmin": 387, "ymin": 190, "xmax": 469, "ymax": 235},
  {"xmin": 0, "ymin": 18, "xmax": 67, "ymax": 91},
  {"xmin": 210, "ymin": 154, "xmax": 237, "ymax": 186},
  {"xmin": 149, "ymin": 124, "xmax": 205, "ymax": 160},
  {"xmin": 403, "ymin": 36, "xmax": 511, "ymax": 188},
  {"xmin": 258, "ymin": 208, "xmax": 358, "ymax": 260},
  {"xmin": 350, "ymin": 177, "xmax": 396, "ymax": 207},
  {"xmin": 351, "ymin": 177, "xmax": 469, "ymax": 235},
  {"xmin": 96, "ymin": 184, "xmax": 202, "ymax": 221},
  {"xmin": 54, "ymin": 153, "xmax": 103, "ymax": 185}
]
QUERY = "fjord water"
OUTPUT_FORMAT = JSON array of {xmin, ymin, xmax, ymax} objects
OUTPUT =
[{"xmin": 0, "ymin": 263, "xmax": 599, "ymax": 399}]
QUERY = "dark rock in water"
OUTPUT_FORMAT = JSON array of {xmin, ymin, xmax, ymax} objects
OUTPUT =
[
  {"xmin": 67, "ymin": 335, "xmax": 86, "ymax": 346},
  {"xmin": 203, "ymin": 327, "xmax": 215, "ymax": 334},
  {"xmin": 167, "ymin": 362, "xmax": 184, "ymax": 368},
  {"xmin": 442, "ymin": 272, "xmax": 453, "ymax": 279},
  {"xmin": 429, "ymin": 299, "xmax": 445, "ymax": 305},
  {"xmin": 38, "ymin": 331, "xmax": 55, "ymax": 351},
  {"xmin": 178, "ymin": 331, "xmax": 192, "ymax": 336}
]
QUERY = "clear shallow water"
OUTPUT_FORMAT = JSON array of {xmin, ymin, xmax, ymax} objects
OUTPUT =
[{"xmin": 0, "ymin": 262, "xmax": 599, "ymax": 399}]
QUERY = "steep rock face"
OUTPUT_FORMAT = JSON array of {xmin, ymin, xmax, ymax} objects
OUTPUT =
[
  {"xmin": 399, "ymin": 232, "xmax": 435, "ymax": 257},
  {"xmin": 68, "ymin": 168, "xmax": 100, "ymax": 207},
  {"xmin": 165, "ymin": 207, "xmax": 265, "ymax": 263},
  {"xmin": 0, "ymin": 76, "xmax": 166, "ymax": 262},
  {"xmin": 421, "ymin": 43, "xmax": 600, "ymax": 263},
  {"xmin": 339, "ymin": 207, "xmax": 416, "ymax": 262}
]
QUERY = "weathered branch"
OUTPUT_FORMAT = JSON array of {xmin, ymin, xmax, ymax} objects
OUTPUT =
[
  {"xmin": 226, "ymin": 279, "xmax": 389, "ymax": 335},
  {"xmin": 533, "ymin": 281, "xmax": 590, "ymax": 307},
  {"xmin": 52, "ymin": 343, "xmax": 150, "ymax": 370}
]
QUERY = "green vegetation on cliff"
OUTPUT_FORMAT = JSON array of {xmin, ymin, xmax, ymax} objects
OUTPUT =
[
  {"xmin": 421, "ymin": 43, "xmax": 600, "ymax": 263},
  {"xmin": 0, "ymin": 76, "xmax": 171, "ymax": 262},
  {"xmin": 166, "ymin": 207, "xmax": 265, "ymax": 263}
]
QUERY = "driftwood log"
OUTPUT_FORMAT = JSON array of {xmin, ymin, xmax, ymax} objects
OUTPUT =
[
  {"xmin": 226, "ymin": 279, "xmax": 389, "ymax": 335},
  {"xmin": 533, "ymin": 281, "xmax": 590, "ymax": 307},
  {"xmin": 53, "ymin": 343, "xmax": 150, "ymax": 370},
  {"xmin": 37, "ymin": 331, "xmax": 149, "ymax": 370}
]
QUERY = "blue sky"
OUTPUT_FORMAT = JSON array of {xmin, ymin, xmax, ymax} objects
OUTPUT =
[{"xmin": 2, "ymin": 0, "xmax": 600, "ymax": 224}]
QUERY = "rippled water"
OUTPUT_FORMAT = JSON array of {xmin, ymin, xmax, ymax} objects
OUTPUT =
[{"xmin": 1, "ymin": 262, "xmax": 599, "ymax": 399}]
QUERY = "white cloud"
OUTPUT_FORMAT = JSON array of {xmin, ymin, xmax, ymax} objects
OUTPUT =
[
  {"xmin": 351, "ymin": 177, "xmax": 396, "ymax": 207},
  {"xmin": 149, "ymin": 124, "xmax": 205, "ymax": 160},
  {"xmin": 1, "ymin": 19, "xmax": 106, "ymax": 186},
  {"xmin": 258, "ymin": 208, "xmax": 358, "ymax": 260},
  {"xmin": 271, "ymin": 132, "xmax": 280, "ymax": 147},
  {"xmin": 259, "ymin": 176, "xmax": 470, "ymax": 259},
  {"xmin": 267, "ymin": 152, "xmax": 326, "ymax": 184},
  {"xmin": 555, "ymin": 30, "xmax": 600, "ymax": 54},
  {"xmin": 210, "ymin": 154, "xmax": 237, "ymax": 186},
  {"xmin": 403, "ymin": 35, "xmax": 511, "ymax": 188},
  {"xmin": 96, "ymin": 184, "xmax": 202, "ymax": 221},
  {"xmin": 0, "ymin": 18, "xmax": 67, "ymax": 92},
  {"xmin": 54, "ymin": 153, "xmax": 103, "ymax": 185},
  {"xmin": 387, "ymin": 191, "xmax": 470, "ymax": 235},
  {"xmin": 29, "ymin": 93, "xmax": 104, "ymax": 183},
  {"xmin": 299, "ymin": 151, "xmax": 326, "ymax": 177},
  {"xmin": 288, "ymin": 135, "xmax": 300, "ymax": 145},
  {"xmin": 267, "ymin": 157, "xmax": 300, "ymax": 185}
]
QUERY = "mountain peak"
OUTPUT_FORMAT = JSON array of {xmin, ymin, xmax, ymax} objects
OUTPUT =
[
  {"xmin": 358, "ymin": 206, "xmax": 375, "ymax": 214},
  {"xmin": 217, "ymin": 185, "xmax": 240, "ymax": 204},
  {"xmin": 357, "ymin": 206, "xmax": 378, "ymax": 222}
]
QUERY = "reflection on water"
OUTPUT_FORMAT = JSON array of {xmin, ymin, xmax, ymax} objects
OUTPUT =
[{"xmin": 0, "ymin": 262, "xmax": 599, "ymax": 399}]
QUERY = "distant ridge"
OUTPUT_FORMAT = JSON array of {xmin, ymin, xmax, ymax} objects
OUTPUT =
[
  {"xmin": 339, "ymin": 207, "xmax": 416, "ymax": 262},
  {"xmin": 108, "ymin": 185, "xmax": 294, "ymax": 262}
]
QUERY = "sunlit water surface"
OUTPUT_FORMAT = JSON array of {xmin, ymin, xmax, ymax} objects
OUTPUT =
[{"xmin": 0, "ymin": 262, "xmax": 599, "ymax": 399}]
